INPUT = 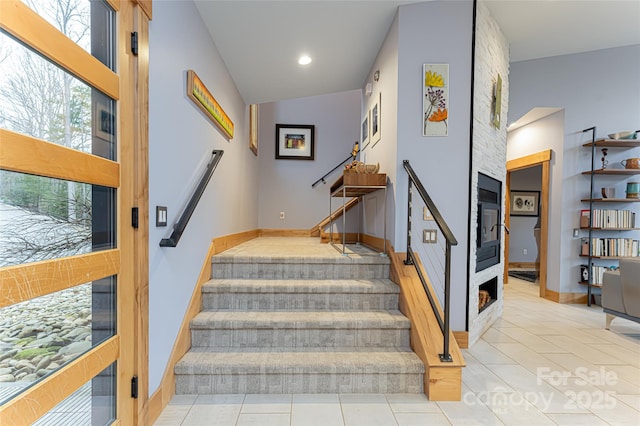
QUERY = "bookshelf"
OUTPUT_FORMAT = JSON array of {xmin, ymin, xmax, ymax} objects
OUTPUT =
[{"xmin": 580, "ymin": 131, "xmax": 640, "ymax": 305}]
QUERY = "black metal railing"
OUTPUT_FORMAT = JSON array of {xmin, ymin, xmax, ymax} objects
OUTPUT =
[
  {"xmin": 403, "ymin": 160, "xmax": 458, "ymax": 362},
  {"xmin": 311, "ymin": 141, "xmax": 359, "ymax": 188},
  {"xmin": 160, "ymin": 150, "xmax": 224, "ymax": 247},
  {"xmin": 582, "ymin": 126, "xmax": 596, "ymax": 306}
]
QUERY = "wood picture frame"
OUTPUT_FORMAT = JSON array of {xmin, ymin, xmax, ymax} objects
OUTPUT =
[
  {"xmin": 186, "ymin": 69, "xmax": 234, "ymax": 139},
  {"xmin": 275, "ymin": 124, "xmax": 315, "ymax": 160},
  {"xmin": 249, "ymin": 104, "xmax": 258, "ymax": 156},
  {"xmin": 510, "ymin": 190, "xmax": 540, "ymax": 216}
]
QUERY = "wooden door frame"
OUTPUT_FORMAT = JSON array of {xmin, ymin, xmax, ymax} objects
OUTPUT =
[
  {"xmin": 505, "ymin": 150, "xmax": 552, "ymax": 298},
  {"xmin": 0, "ymin": 1, "xmax": 150, "ymax": 423}
]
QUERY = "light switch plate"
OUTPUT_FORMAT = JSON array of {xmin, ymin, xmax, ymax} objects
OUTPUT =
[
  {"xmin": 423, "ymin": 229, "xmax": 437, "ymax": 244},
  {"xmin": 156, "ymin": 206, "xmax": 167, "ymax": 227}
]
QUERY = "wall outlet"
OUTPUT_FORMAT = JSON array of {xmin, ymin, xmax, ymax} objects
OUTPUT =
[
  {"xmin": 523, "ymin": 248, "xmax": 528, "ymax": 255},
  {"xmin": 279, "ymin": 211, "xmax": 285, "ymax": 220}
]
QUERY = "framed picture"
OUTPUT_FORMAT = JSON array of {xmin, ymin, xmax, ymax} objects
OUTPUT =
[
  {"xmin": 94, "ymin": 101, "xmax": 115, "ymax": 141},
  {"xmin": 275, "ymin": 124, "xmax": 314, "ymax": 160},
  {"xmin": 423, "ymin": 63, "xmax": 449, "ymax": 137},
  {"xmin": 371, "ymin": 92, "xmax": 381, "ymax": 147},
  {"xmin": 510, "ymin": 190, "xmax": 540, "ymax": 216},
  {"xmin": 249, "ymin": 104, "xmax": 258, "ymax": 156},
  {"xmin": 361, "ymin": 111, "xmax": 370, "ymax": 149},
  {"xmin": 186, "ymin": 70, "xmax": 234, "ymax": 139}
]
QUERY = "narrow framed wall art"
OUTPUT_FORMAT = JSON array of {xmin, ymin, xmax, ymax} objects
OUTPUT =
[{"xmin": 423, "ymin": 64, "xmax": 449, "ymax": 137}]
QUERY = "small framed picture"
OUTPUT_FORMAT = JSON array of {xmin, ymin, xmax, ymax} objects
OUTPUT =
[
  {"xmin": 94, "ymin": 101, "xmax": 115, "ymax": 141},
  {"xmin": 510, "ymin": 190, "xmax": 540, "ymax": 216},
  {"xmin": 361, "ymin": 112, "xmax": 370, "ymax": 149},
  {"xmin": 275, "ymin": 124, "xmax": 314, "ymax": 160},
  {"xmin": 249, "ymin": 104, "xmax": 258, "ymax": 156},
  {"xmin": 371, "ymin": 92, "xmax": 381, "ymax": 147}
]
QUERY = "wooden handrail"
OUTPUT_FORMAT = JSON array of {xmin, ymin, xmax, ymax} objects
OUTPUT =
[{"xmin": 310, "ymin": 197, "xmax": 359, "ymax": 237}]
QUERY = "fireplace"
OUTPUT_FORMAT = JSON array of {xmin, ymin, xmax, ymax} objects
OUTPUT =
[{"xmin": 476, "ymin": 173, "xmax": 502, "ymax": 272}]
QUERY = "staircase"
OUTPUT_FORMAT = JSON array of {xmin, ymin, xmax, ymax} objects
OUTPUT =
[{"xmin": 174, "ymin": 237, "xmax": 425, "ymax": 394}]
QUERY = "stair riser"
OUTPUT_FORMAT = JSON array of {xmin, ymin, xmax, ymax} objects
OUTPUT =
[
  {"xmin": 191, "ymin": 328, "xmax": 410, "ymax": 348},
  {"xmin": 202, "ymin": 293, "xmax": 399, "ymax": 311},
  {"xmin": 176, "ymin": 373, "xmax": 423, "ymax": 394},
  {"xmin": 212, "ymin": 263, "xmax": 390, "ymax": 280}
]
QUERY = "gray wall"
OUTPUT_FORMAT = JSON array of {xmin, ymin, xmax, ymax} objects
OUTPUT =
[
  {"xmin": 258, "ymin": 91, "xmax": 361, "ymax": 229},
  {"xmin": 396, "ymin": 1, "xmax": 474, "ymax": 331},
  {"xmin": 359, "ymin": 11, "xmax": 399, "ymax": 244},
  {"xmin": 509, "ymin": 44, "xmax": 640, "ymax": 294},
  {"xmin": 509, "ymin": 165, "xmax": 542, "ymax": 263},
  {"xmin": 148, "ymin": 1, "xmax": 258, "ymax": 394},
  {"xmin": 507, "ymin": 111, "xmax": 565, "ymax": 293}
]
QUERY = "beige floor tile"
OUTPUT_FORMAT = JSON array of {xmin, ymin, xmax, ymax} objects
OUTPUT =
[
  {"xmin": 488, "ymin": 342, "xmax": 567, "ymax": 376},
  {"xmin": 542, "ymin": 335, "xmax": 630, "ymax": 365},
  {"xmin": 241, "ymin": 394, "xmax": 292, "ymax": 413},
  {"xmin": 236, "ymin": 413, "xmax": 291, "ymax": 426},
  {"xmin": 437, "ymin": 388, "xmax": 503, "ymax": 426},
  {"xmin": 339, "ymin": 394, "xmax": 398, "ymax": 426},
  {"xmin": 394, "ymin": 412, "xmax": 451, "ymax": 426},
  {"xmin": 466, "ymin": 339, "xmax": 517, "ymax": 365},
  {"xmin": 616, "ymin": 394, "xmax": 640, "ymax": 411},
  {"xmin": 291, "ymin": 394, "xmax": 344, "ymax": 426},
  {"xmin": 480, "ymin": 328, "xmax": 518, "ymax": 344},
  {"xmin": 385, "ymin": 393, "xmax": 441, "ymax": 413},
  {"xmin": 481, "ymin": 391, "xmax": 556, "ymax": 425},
  {"xmin": 461, "ymin": 352, "xmax": 516, "ymax": 394},
  {"xmin": 486, "ymin": 364, "xmax": 589, "ymax": 414},
  {"xmin": 181, "ymin": 394, "xmax": 244, "ymax": 426},
  {"xmin": 545, "ymin": 413, "xmax": 610, "ymax": 425},
  {"xmin": 590, "ymin": 343, "xmax": 640, "ymax": 368}
]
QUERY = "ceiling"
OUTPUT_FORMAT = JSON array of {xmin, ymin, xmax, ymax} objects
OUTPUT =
[{"xmin": 194, "ymin": 1, "xmax": 640, "ymax": 105}]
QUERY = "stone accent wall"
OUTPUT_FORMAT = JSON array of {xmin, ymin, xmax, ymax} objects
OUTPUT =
[{"xmin": 468, "ymin": 1, "xmax": 509, "ymax": 345}]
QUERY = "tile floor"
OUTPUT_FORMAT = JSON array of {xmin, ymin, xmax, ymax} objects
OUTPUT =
[{"xmin": 154, "ymin": 278, "xmax": 640, "ymax": 426}]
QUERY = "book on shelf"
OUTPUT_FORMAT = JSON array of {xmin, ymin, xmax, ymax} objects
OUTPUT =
[
  {"xmin": 580, "ymin": 264, "xmax": 617, "ymax": 286},
  {"xmin": 586, "ymin": 238, "xmax": 640, "ymax": 257},
  {"xmin": 579, "ymin": 209, "xmax": 636, "ymax": 229}
]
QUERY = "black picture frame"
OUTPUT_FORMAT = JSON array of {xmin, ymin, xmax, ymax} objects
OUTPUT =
[
  {"xmin": 275, "ymin": 124, "xmax": 315, "ymax": 160},
  {"xmin": 510, "ymin": 190, "xmax": 540, "ymax": 217}
]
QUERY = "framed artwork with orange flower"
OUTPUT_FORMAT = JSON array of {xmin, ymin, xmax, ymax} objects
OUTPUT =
[{"xmin": 423, "ymin": 64, "xmax": 448, "ymax": 137}]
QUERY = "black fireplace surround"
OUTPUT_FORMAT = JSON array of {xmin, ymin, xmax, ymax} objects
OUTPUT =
[{"xmin": 476, "ymin": 173, "xmax": 502, "ymax": 272}]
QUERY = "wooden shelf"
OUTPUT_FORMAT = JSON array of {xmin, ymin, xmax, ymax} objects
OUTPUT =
[
  {"xmin": 583, "ymin": 138, "xmax": 640, "ymax": 148},
  {"xmin": 582, "ymin": 169, "xmax": 640, "ymax": 175},
  {"xmin": 578, "ymin": 281, "xmax": 602, "ymax": 288},
  {"xmin": 330, "ymin": 173, "xmax": 387, "ymax": 197},
  {"xmin": 581, "ymin": 198, "xmax": 640, "ymax": 203},
  {"xmin": 579, "ymin": 255, "xmax": 639, "ymax": 260}
]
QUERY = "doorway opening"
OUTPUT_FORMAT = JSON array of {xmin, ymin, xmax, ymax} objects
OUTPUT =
[{"xmin": 505, "ymin": 150, "xmax": 552, "ymax": 298}]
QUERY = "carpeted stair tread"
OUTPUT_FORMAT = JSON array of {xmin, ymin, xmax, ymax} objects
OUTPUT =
[
  {"xmin": 185, "ymin": 346, "xmax": 414, "ymax": 353},
  {"xmin": 211, "ymin": 252, "xmax": 390, "ymax": 266},
  {"xmin": 190, "ymin": 310, "xmax": 411, "ymax": 329},
  {"xmin": 202, "ymin": 278, "xmax": 399, "ymax": 294},
  {"xmin": 175, "ymin": 351, "xmax": 425, "ymax": 375}
]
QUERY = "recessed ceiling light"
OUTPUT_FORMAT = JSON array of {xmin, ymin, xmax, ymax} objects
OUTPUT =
[{"xmin": 298, "ymin": 55, "xmax": 312, "ymax": 65}]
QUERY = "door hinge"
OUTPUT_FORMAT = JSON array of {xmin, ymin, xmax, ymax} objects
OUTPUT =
[
  {"xmin": 132, "ymin": 207, "xmax": 139, "ymax": 228},
  {"xmin": 131, "ymin": 376, "xmax": 138, "ymax": 399},
  {"xmin": 131, "ymin": 32, "xmax": 138, "ymax": 56}
]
